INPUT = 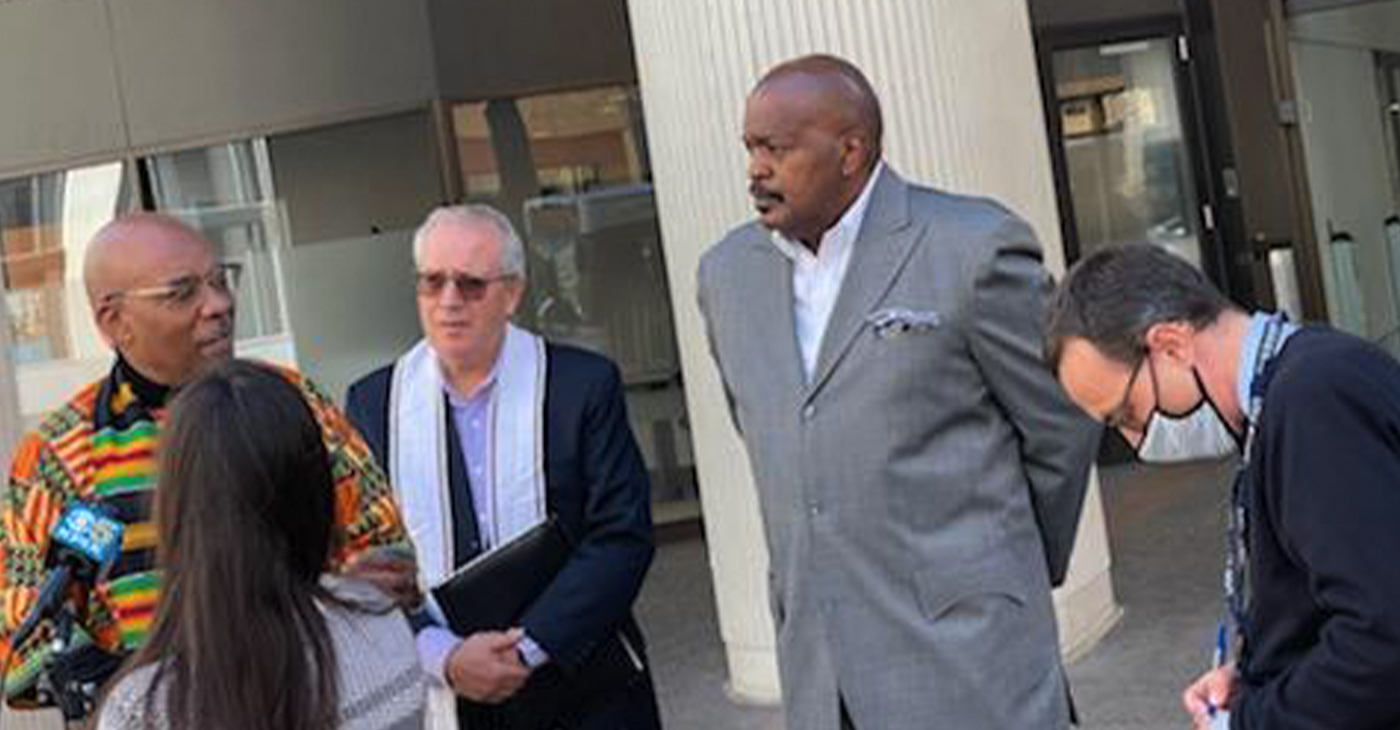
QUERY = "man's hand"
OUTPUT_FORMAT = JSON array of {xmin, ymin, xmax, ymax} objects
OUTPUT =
[
  {"xmin": 446, "ymin": 628, "xmax": 531, "ymax": 704},
  {"xmin": 343, "ymin": 546, "xmax": 421, "ymax": 607},
  {"xmin": 1183, "ymin": 664, "xmax": 1237, "ymax": 729}
]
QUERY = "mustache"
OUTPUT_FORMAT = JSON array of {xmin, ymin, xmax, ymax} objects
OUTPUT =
[
  {"xmin": 749, "ymin": 184, "xmax": 783, "ymax": 203},
  {"xmin": 203, "ymin": 319, "xmax": 234, "ymax": 342}
]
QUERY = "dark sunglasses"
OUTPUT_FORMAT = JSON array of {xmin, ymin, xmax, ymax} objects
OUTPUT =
[{"xmin": 415, "ymin": 270, "xmax": 517, "ymax": 300}]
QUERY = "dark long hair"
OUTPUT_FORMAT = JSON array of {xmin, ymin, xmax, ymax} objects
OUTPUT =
[
  {"xmin": 1044, "ymin": 244, "xmax": 1235, "ymax": 370},
  {"xmin": 125, "ymin": 359, "xmax": 341, "ymax": 730}
]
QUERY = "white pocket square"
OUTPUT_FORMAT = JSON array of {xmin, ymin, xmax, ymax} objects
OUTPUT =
[{"xmin": 867, "ymin": 307, "xmax": 941, "ymax": 338}]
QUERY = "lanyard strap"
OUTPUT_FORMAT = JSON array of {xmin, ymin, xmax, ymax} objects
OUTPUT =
[{"xmin": 1224, "ymin": 315, "xmax": 1288, "ymax": 656}]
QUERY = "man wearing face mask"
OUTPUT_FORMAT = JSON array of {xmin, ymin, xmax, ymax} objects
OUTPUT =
[{"xmin": 1045, "ymin": 243, "xmax": 1400, "ymax": 730}]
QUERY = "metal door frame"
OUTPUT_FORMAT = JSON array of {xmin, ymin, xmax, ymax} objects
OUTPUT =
[{"xmin": 1035, "ymin": 17, "xmax": 1233, "ymax": 292}]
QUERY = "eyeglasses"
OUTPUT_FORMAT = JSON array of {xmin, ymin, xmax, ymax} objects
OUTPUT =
[
  {"xmin": 1103, "ymin": 355, "xmax": 1147, "ymax": 432},
  {"xmin": 103, "ymin": 262, "xmax": 242, "ymax": 309},
  {"xmin": 415, "ymin": 270, "xmax": 517, "ymax": 300}
]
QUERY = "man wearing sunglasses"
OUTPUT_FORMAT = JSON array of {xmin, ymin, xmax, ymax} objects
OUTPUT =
[
  {"xmin": 1046, "ymin": 244, "xmax": 1400, "ymax": 730},
  {"xmin": 0, "ymin": 213, "xmax": 414, "ymax": 711},
  {"xmin": 345, "ymin": 205, "xmax": 660, "ymax": 730}
]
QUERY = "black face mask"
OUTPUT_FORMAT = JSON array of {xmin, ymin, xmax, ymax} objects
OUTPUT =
[{"xmin": 1135, "ymin": 364, "xmax": 1238, "ymax": 464}]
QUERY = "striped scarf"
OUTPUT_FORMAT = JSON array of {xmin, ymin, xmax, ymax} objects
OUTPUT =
[{"xmin": 88, "ymin": 357, "xmax": 167, "ymax": 650}]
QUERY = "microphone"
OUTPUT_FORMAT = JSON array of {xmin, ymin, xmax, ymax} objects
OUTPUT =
[{"xmin": 8, "ymin": 503, "xmax": 124, "ymax": 652}]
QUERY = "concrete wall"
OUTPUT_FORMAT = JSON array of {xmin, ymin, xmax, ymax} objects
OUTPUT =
[
  {"xmin": 0, "ymin": 1, "xmax": 127, "ymax": 176},
  {"xmin": 428, "ymin": 0, "xmax": 637, "ymax": 100},
  {"xmin": 0, "ymin": 0, "xmax": 640, "ymax": 176},
  {"xmin": 112, "ymin": 0, "xmax": 435, "ymax": 151},
  {"xmin": 269, "ymin": 111, "xmax": 444, "ymax": 246},
  {"xmin": 0, "ymin": 0, "xmax": 436, "ymax": 178}
]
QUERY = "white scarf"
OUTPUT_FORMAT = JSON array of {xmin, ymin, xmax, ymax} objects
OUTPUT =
[{"xmin": 387, "ymin": 325, "xmax": 548, "ymax": 730}]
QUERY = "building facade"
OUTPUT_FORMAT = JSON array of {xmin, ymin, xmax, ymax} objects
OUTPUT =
[{"xmin": 2, "ymin": 0, "xmax": 1395, "ymax": 706}]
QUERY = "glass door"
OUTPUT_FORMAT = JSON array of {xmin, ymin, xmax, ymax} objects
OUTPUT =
[
  {"xmin": 1381, "ymin": 54, "xmax": 1400, "ymax": 211},
  {"xmin": 1288, "ymin": 5, "xmax": 1400, "ymax": 349},
  {"xmin": 1376, "ymin": 53, "xmax": 1400, "ymax": 351},
  {"xmin": 1, "ymin": 163, "xmax": 131, "ymax": 367},
  {"xmin": 1050, "ymin": 37, "xmax": 1209, "ymax": 269},
  {"xmin": 1046, "ymin": 33, "xmax": 1217, "ymax": 464},
  {"xmin": 451, "ymin": 86, "xmax": 699, "ymax": 522}
]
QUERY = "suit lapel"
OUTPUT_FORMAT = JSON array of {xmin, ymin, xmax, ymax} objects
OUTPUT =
[
  {"xmin": 742, "ymin": 231, "xmax": 807, "ymax": 398},
  {"xmin": 806, "ymin": 170, "xmax": 921, "ymax": 400}
]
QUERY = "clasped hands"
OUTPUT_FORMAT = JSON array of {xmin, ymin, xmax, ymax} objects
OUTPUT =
[{"xmin": 446, "ymin": 628, "xmax": 533, "ymax": 704}]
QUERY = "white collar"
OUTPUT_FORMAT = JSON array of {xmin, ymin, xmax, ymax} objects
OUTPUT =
[{"xmin": 434, "ymin": 348, "xmax": 500, "ymax": 405}]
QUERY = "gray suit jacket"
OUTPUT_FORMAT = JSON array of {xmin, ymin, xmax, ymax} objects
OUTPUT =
[{"xmin": 697, "ymin": 168, "xmax": 1101, "ymax": 730}]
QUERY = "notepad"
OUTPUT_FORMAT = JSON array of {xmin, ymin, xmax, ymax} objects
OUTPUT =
[{"xmin": 429, "ymin": 516, "xmax": 571, "ymax": 635}]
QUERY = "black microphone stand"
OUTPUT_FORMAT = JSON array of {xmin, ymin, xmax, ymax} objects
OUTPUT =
[{"xmin": 34, "ymin": 609, "xmax": 98, "ymax": 727}]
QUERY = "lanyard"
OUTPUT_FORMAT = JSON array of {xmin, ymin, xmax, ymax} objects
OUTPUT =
[{"xmin": 1223, "ymin": 315, "xmax": 1288, "ymax": 658}]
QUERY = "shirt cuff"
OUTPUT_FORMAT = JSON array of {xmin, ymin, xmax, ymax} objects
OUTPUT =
[
  {"xmin": 518, "ymin": 633, "xmax": 551, "ymax": 668},
  {"xmin": 416, "ymin": 626, "xmax": 462, "ymax": 685}
]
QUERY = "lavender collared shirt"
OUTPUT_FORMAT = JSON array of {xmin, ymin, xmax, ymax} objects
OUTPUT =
[
  {"xmin": 418, "ymin": 361, "xmax": 550, "ymax": 684},
  {"xmin": 447, "ymin": 369, "xmax": 497, "ymax": 546}
]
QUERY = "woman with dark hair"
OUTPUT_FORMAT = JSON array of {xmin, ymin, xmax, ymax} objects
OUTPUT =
[{"xmin": 96, "ymin": 360, "xmax": 424, "ymax": 730}]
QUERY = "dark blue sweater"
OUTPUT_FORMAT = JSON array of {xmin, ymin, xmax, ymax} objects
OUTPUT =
[{"xmin": 1235, "ymin": 327, "xmax": 1400, "ymax": 729}]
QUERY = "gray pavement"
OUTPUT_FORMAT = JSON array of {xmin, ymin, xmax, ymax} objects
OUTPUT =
[
  {"xmin": 1066, "ymin": 460, "xmax": 1232, "ymax": 730},
  {"xmin": 638, "ymin": 459, "xmax": 1233, "ymax": 729}
]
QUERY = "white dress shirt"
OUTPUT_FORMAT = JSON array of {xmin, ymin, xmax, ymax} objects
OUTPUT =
[{"xmin": 770, "ymin": 162, "xmax": 885, "ymax": 380}]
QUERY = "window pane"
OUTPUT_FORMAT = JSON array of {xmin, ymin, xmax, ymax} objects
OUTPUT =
[
  {"xmin": 146, "ymin": 140, "xmax": 287, "ymax": 341},
  {"xmin": 516, "ymin": 86, "xmax": 649, "ymax": 192},
  {"xmin": 1289, "ymin": 9, "xmax": 1400, "ymax": 345},
  {"xmin": 451, "ymin": 86, "xmax": 697, "ymax": 518},
  {"xmin": 1, "ymin": 161, "xmax": 130, "ymax": 367},
  {"xmin": 265, "ymin": 111, "xmax": 443, "ymax": 401},
  {"xmin": 1053, "ymin": 39, "xmax": 1203, "ymax": 268},
  {"xmin": 454, "ymin": 102, "xmax": 500, "ymax": 202}
]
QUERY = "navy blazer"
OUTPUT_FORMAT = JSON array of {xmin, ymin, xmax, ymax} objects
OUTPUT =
[{"xmin": 345, "ymin": 343, "xmax": 655, "ymax": 672}]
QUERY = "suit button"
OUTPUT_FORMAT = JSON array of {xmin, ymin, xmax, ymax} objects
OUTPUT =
[
  {"xmin": 801, "ymin": 404, "xmax": 817, "ymax": 421},
  {"xmin": 809, "ymin": 502, "xmax": 823, "ymax": 517}
]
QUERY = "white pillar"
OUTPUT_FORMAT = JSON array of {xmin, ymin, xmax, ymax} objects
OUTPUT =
[{"xmin": 627, "ymin": 0, "xmax": 1119, "ymax": 703}]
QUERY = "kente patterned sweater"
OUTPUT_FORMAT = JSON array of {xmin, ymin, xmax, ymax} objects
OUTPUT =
[{"xmin": 0, "ymin": 357, "xmax": 411, "ymax": 705}]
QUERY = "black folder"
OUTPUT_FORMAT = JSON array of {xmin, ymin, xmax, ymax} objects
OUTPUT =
[{"xmin": 430, "ymin": 515, "xmax": 571, "ymax": 635}]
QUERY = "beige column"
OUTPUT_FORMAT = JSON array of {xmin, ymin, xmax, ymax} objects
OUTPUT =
[{"xmin": 627, "ymin": 0, "xmax": 1120, "ymax": 703}]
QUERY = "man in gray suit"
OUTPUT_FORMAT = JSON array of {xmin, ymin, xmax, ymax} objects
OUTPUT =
[{"xmin": 697, "ymin": 54, "xmax": 1101, "ymax": 730}]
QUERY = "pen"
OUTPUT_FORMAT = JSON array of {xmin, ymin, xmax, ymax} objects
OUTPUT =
[{"xmin": 1208, "ymin": 622, "xmax": 1228, "ymax": 717}]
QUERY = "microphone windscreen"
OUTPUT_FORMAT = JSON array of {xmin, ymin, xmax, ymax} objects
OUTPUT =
[{"xmin": 50, "ymin": 504, "xmax": 125, "ymax": 577}]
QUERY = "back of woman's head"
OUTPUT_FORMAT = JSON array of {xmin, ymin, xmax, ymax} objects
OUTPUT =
[
  {"xmin": 135, "ymin": 359, "xmax": 340, "ymax": 730},
  {"xmin": 159, "ymin": 359, "xmax": 334, "ymax": 588}
]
